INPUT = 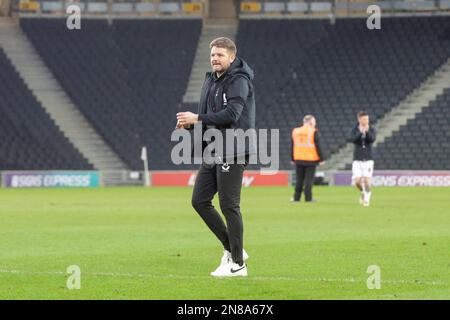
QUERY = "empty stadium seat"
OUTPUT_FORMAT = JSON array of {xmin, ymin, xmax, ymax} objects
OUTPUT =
[
  {"xmin": 374, "ymin": 88, "xmax": 450, "ymax": 170},
  {"xmin": 0, "ymin": 48, "xmax": 93, "ymax": 170},
  {"xmin": 236, "ymin": 17, "xmax": 450, "ymax": 169},
  {"xmin": 21, "ymin": 18, "xmax": 201, "ymax": 170},
  {"xmin": 20, "ymin": 17, "xmax": 450, "ymax": 171}
]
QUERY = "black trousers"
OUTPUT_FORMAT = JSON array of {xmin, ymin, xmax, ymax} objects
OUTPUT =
[
  {"xmin": 293, "ymin": 164, "xmax": 317, "ymax": 202},
  {"xmin": 191, "ymin": 162, "xmax": 246, "ymax": 265}
]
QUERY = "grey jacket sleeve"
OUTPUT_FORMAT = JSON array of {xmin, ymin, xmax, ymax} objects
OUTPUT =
[
  {"xmin": 365, "ymin": 127, "xmax": 376, "ymax": 144},
  {"xmin": 347, "ymin": 126, "xmax": 362, "ymax": 143}
]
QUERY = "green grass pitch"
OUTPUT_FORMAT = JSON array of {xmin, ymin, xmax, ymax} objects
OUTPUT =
[{"xmin": 0, "ymin": 186, "xmax": 448, "ymax": 299}]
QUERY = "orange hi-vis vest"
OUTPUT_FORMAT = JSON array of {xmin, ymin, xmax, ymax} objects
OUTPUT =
[{"xmin": 292, "ymin": 125, "xmax": 320, "ymax": 161}]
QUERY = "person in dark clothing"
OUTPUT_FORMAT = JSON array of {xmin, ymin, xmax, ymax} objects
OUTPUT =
[
  {"xmin": 291, "ymin": 115, "xmax": 325, "ymax": 202},
  {"xmin": 347, "ymin": 111, "xmax": 376, "ymax": 207},
  {"xmin": 176, "ymin": 37, "xmax": 255, "ymax": 277}
]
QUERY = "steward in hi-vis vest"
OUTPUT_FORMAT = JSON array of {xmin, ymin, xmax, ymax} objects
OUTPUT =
[
  {"xmin": 292, "ymin": 125, "xmax": 320, "ymax": 162},
  {"xmin": 291, "ymin": 115, "xmax": 325, "ymax": 202}
]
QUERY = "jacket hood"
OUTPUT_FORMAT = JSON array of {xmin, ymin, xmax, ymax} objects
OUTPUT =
[{"xmin": 227, "ymin": 57, "xmax": 254, "ymax": 81}]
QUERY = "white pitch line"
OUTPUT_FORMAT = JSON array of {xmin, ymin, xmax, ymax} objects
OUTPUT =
[{"xmin": 0, "ymin": 268, "xmax": 446, "ymax": 286}]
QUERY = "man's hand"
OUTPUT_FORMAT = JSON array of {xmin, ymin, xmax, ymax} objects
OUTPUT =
[
  {"xmin": 359, "ymin": 125, "xmax": 368, "ymax": 134},
  {"xmin": 175, "ymin": 120, "xmax": 187, "ymax": 129},
  {"xmin": 319, "ymin": 161, "xmax": 326, "ymax": 166},
  {"xmin": 176, "ymin": 112, "xmax": 199, "ymax": 127}
]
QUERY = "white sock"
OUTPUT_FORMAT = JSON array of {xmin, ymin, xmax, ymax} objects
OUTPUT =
[{"xmin": 364, "ymin": 191, "xmax": 372, "ymax": 202}]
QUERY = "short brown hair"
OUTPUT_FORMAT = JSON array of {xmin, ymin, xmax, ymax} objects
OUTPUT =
[
  {"xmin": 358, "ymin": 111, "xmax": 368, "ymax": 118},
  {"xmin": 209, "ymin": 37, "xmax": 237, "ymax": 54}
]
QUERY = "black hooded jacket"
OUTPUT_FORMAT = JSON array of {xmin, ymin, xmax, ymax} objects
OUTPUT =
[
  {"xmin": 195, "ymin": 57, "xmax": 256, "ymax": 161},
  {"xmin": 347, "ymin": 124, "xmax": 376, "ymax": 161}
]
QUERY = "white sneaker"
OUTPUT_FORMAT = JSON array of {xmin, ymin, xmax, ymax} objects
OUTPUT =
[
  {"xmin": 210, "ymin": 249, "xmax": 249, "ymax": 276},
  {"xmin": 243, "ymin": 249, "xmax": 249, "ymax": 261},
  {"xmin": 211, "ymin": 262, "xmax": 248, "ymax": 277},
  {"xmin": 363, "ymin": 191, "xmax": 371, "ymax": 207}
]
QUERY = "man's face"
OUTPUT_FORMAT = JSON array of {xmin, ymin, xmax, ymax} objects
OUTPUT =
[
  {"xmin": 310, "ymin": 118, "xmax": 316, "ymax": 128},
  {"xmin": 359, "ymin": 115, "xmax": 369, "ymax": 127},
  {"xmin": 211, "ymin": 46, "xmax": 235, "ymax": 74}
]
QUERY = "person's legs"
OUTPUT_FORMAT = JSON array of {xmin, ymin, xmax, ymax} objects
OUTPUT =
[
  {"xmin": 294, "ymin": 164, "xmax": 306, "ymax": 201},
  {"xmin": 217, "ymin": 162, "xmax": 245, "ymax": 265},
  {"xmin": 352, "ymin": 161, "xmax": 364, "ymax": 204},
  {"xmin": 293, "ymin": 163, "xmax": 305, "ymax": 201},
  {"xmin": 192, "ymin": 164, "xmax": 230, "ymax": 251},
  {"xmin": 362, "ymin": 161, "xmax": 374, "ymax": 206},
  {"xmin": 304, "ymin": 165, "xmax": 316, "ymax": 202},
  {"xmin": 352, "ymin": 161, "xmax": 363, "ymax": 191},
  {"xmin": 355, "ymin": 177, "xmax": 365, "ymax": 205},
  {"xmin": 355, "ymin": 178, "xmax": 363, "ymax": 192},
  {"xmin": 363, "ymin": 177, "xmax": 371, "ymax": 193}
]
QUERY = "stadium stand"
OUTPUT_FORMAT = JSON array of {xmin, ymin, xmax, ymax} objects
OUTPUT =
[
  {"xmin": 0, "ymin": 47, "xmax": 93, "ymax": 170},
  {"xmin": 20, "ymin": 16, "xmax": 450, "ymax": 171},
  {"xmin": 236, "ymin": 17, "xmax": 450, "ymax": 169},
  {"xmin": 373, "ymin": 88, "xmax": 450, "ymax": 170},
  {"xmin": 20, "ymin": 18, "xmax": 201, "ymax": 170}
]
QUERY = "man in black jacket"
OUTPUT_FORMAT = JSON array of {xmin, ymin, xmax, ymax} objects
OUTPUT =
[
  {"xmin": 176, "ymin": 37, "xmax": 255, "ymax": 277},
  {"xmin": 347, "ymin": 111, "xmax": 376, "ymax": 207}
]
